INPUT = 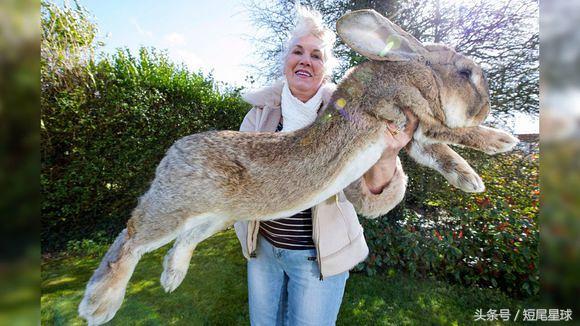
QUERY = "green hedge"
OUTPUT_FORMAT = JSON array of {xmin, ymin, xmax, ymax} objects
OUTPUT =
[
  {"xmin": 357, "ymin": 149, "xmax": 539, "ymax": 298},
  {"xmin": 41, "ymin": 48, "xmax": 250, "ymax": 251}
]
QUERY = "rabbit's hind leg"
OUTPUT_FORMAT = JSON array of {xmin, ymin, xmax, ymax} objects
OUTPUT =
[
  {"xmin": 160, "ymin": 213, "xmax": 231, "ymax": 293},
  {"xmin": 79, "ymin": 209, "xmax": 187, "ymax": 326}
]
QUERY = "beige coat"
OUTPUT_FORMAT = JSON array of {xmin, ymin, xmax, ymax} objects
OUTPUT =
[{"xmin": 234, "ymin": 80, "xmax": 408, "ymax": 278}]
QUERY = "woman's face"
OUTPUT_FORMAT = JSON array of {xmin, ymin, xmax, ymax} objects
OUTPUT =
[{"xmin": 284, "ymin": 34, "xmax": 326, "ymax": 101}]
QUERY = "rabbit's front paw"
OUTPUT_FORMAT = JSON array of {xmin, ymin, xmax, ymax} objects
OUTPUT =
[
  {"xmin": 444, "ymin": 169, "xmax": 485, "ymax": 193},
  {"xmin": 482, "ymin": 130, "xmax": 519, "ymax": 155}
]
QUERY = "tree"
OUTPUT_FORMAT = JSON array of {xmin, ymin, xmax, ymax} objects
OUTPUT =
[
  {"xmin": 244, "ymin": 0, "xmax": 539, "ymax": 118},
  {"xmin": 41, "ymin": 0, "xmax": 101, "ymax": 92}
]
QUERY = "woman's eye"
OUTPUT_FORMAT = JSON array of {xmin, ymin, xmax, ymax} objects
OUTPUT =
[
  {"xmin": 312, "ymin": 54, "xmax": 321, "ymax": 59},
  {"xmin": 293, "ymin": 50, "xmax": 302, "ymax": 55}
]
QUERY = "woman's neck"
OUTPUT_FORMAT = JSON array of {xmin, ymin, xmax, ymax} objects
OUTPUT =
[{"xmin": 289, "ymin": 86, "xmax": 318, "ymax": 103}]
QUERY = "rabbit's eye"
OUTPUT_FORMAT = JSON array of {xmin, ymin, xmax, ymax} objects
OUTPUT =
[{"xmin": 459, "ymin": 69, "xmax": 472, "ymax": 79}]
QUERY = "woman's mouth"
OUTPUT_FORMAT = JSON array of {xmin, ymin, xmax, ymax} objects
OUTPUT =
[{"xmin": 295, "ymin": 69, "xmax": 312, "ymax": 77}]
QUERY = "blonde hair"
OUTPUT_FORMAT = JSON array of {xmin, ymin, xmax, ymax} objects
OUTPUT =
[{"xmin": 281, "ymin": 5, "xmax": 338, "ymax": 79}]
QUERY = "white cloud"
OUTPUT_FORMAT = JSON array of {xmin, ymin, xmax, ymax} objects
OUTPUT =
[
  {"xmin": 164, "ymin": 32, "xmax": 187, "ymax": 46},
  {"xmin": 130, "ymin": 18, "xmax": 153, "ymax": 39},
  {"xmin": 171, "ymin": 49, "xmax": 205, "ymax": 71}
]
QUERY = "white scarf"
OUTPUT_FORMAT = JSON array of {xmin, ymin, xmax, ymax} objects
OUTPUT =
[{"xmin": 280, "ymin": 79, "xmax": 323, "ymax": 132}]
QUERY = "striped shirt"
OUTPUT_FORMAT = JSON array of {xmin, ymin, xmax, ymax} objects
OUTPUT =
[
  {"xmin": 259, "ymin": 122, "xmax": 315, "ymax": 250},
  {"xmin": 259, "ymin": 209, "xmax": 315, "ymax": 250}
]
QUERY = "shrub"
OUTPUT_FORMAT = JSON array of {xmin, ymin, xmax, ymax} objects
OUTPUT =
[
  {"xmin": 65, "ymin": 231, "xmax": 108, "ymax": 257},
  {"xmin": 41, "ymin": 47, "xmax": 250, "ymax": 252},
  {"xmin": 357, "ymin": 149, "xmax": 539, "ymax": 297}
]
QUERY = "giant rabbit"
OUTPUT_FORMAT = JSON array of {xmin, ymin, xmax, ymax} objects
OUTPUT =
[{"xmin": 79, "ymin": 9, "xmax": 518, "ymax": 325}]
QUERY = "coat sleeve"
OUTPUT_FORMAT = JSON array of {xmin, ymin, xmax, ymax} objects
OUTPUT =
[
  {"xmin": 239, "ymin": 107, "xmax": 260, "ymax": 132},
  {"xmin": 343, "ymin": 156, "xmax": 407, "ymax": 219}
]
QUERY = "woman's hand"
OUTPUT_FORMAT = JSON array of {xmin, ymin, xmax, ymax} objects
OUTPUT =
[{"xmin": 364, "ymin": 109, "xmax": 419, "ymax": 194}]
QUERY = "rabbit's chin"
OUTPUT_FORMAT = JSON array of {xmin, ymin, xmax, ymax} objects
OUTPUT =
[
  {"xmin": 441, "ymin": 98, "xmax": 468, "ymax": 128},
  {"xmin": 441, "ymin": 96, "xmax": 489, "ymax": 128}
]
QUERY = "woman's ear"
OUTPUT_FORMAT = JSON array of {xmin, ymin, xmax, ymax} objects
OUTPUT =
[{"xmin": 336, "ymin": 9, "xmax": 427, "ymax": 62}]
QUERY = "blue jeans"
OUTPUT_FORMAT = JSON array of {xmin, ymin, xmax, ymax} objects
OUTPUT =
[{"xmin": 247, "ymin": 235, "xmax": 349, "ymax": 326}]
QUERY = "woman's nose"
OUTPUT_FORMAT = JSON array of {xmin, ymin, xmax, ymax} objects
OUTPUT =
[{"xmin": 299, "ymin": 54, "xmax": 311, "ymax": 66}]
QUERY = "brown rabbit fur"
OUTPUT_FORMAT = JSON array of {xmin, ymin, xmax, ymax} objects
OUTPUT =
[{"xmin": 78, "ymin": 9, "xmax": 518, "ymax": 325}]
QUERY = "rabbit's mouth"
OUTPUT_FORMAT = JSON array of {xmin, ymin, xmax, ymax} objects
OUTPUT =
[{"xmin": 470, "ymin": 101, "xmax": 490, "ymax": 125}]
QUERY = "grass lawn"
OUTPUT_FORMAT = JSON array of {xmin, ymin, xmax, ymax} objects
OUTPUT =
[{"xmin": 41, "ymin": 229, "xmax": 539, "ymax": 325}]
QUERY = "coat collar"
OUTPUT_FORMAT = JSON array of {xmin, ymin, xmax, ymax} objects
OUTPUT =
[{"xmin": 242, "ymin": 79, "xmax": 337, "ymax": 109}]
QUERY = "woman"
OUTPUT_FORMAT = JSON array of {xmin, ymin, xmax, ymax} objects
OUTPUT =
[{"xmin": 234, "ymin": 7, "xmax": 418, "ymax": 326}]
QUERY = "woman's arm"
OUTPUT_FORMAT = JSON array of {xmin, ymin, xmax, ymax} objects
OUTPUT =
[
  {"xmin": 364, "ymin": 109, "xmax": 418, "ymax": 193},
  {"xmin": 344, "ymin": 109, "xmax": 419, "ymax": 217}
]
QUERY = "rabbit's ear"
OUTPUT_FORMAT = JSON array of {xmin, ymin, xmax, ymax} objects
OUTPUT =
[{"xmin": 336, "ymin": 9, "xmax": 427, "ymax": 61}]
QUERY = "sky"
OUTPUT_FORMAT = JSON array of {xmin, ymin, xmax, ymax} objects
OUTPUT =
[
  {"xmin": 63, "ymin": 0, "xmax": 538, "ymax": 133},
  {"xmin": 71, "ymin": 0, "xmax": 260, "ymax": 88}
]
